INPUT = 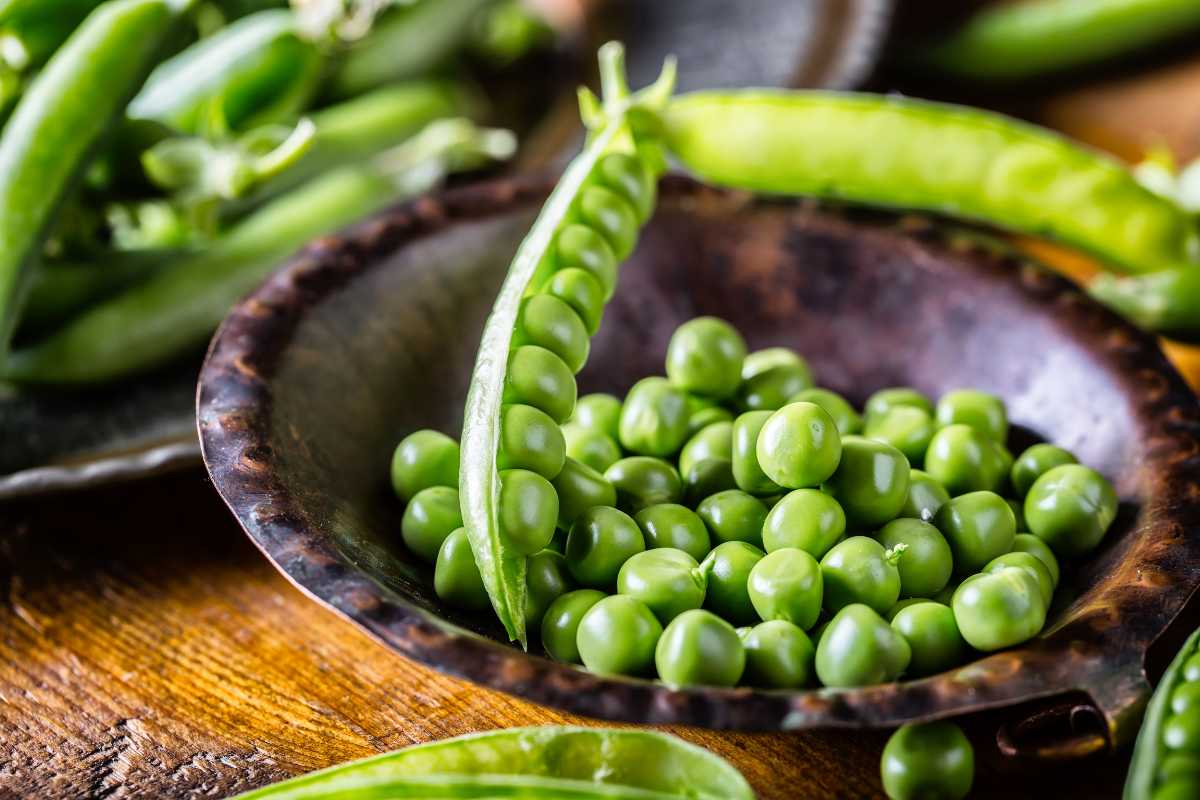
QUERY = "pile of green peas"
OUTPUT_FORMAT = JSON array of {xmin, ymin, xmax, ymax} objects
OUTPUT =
[{"xmin": 389, "ymin": 315, "xmax": 1119, "ymax": 691}]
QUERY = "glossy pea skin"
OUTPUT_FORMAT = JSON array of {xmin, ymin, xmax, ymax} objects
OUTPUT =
[
  {"xmin": 556, "ymin": 224, "xmax": 617, "ymax": 300},
  {"xmin": 952, "ymin": 566, "xmax": 1046, "ymax": 651},
  {"xmin": 756, "ymin": 401, "xmax": 843, "ymax": 489},
  {"xmin": 822, "ymin": 435, "xmax": 911, "ymax": 528},
  {"xmin": 687, "ymin": 404, "xmax": 734, "ymax": 435},
  {"xmin": 596, "ymin": 150, "xmax": 656, "ymax": 222},
  {"xmin": 390, "ymin": 429, "xmax": 460, "ymax": 502},
  {"xmin": 401, "ymin": 486, "xmax": 463, "ymax": 563},
  {"xmin": 618, "ymin": 376, "xmax": 691, "ymax": 457},
  {"xmin": 736, "ymin": 347, "xmax": 814, "ymax": 411},
  {"xmin": 547, "ymin": 267, "xmax": 606, "ymax": 334},
  {"xmin": 541, "ymin": 588, "xmax": 605, "ymax": 663},
  {"xmin": 617, "ymin": 548, "xmax": 706, "ymax": 624},
  {"xmin": 934, "ymin": 491, "xmax": 1016, "ymax": 574},
  {"xmin": 562, "ymin": 422, "xmax": 621, "ymax": 473},
  {"xmin": 498, "ymin": 469, "xmax": 559, "ymax": 555},
  {"xmin": 634, "ymin": 503, "xmax": 711, "ymax": 562},
  {"xmin": 865, "ymin": 406, "xmax": 935, "ymax": 465},
  {"xmin": 761, "ymin": 488, "xmax": 846, "ymax": 558},
  {"xmin": 790, "ymin": 387, "xmax": 862, "ymax": 435},
  {"xmin": 1024, "ymin": 464, "xmax": 1118, "ymax": 557},
  {"xmin": 565, "ymin": 506, "xmax": 645, "ymax": 588},
  {"xmin": 678, "ymin": 420, "xmax": 733, "ymax": 478},
  {"xmin": 820, "ymin": 536, "xmax": 903, "ymax": 615},
  {"xmin": 655, "ymin": 609, "xmax": 745, "ymax": 688},
  {"xmin": 579, "ymin": 184, "xmax": 639, "ymax": 260},
  {"xmin": 506, "ymin": 345, "xmax": 577, "ymax": 424},
  {"xmin": 434, "ymin": 527, "xmax": 490, "ymax": 611},
  {"xmin": 498, "ymin": 403, "xmax": 566, "ymax": 480},
  {"xmin": 881, "ymin": 722, "xmax": 974, "ymax": 800},
  {"xmin": 1011, "ymin": 533, "xmax": 1060, "ymax": 587},
  {"xmin": 924, "ymin": 424, "xmax": 1003, "ymax": 496},
  {"xmin": 740, "ymin": 619, "xmax": 815, "ymax": 689},
  {"xmin": 701, "ymin": 541, "xmax": 765, "ymax": 626},
  {"xmin": 747, "ymin": 547, "xmax": 823, "ymax": 629},
  {"xmin": 696, "ymin": 489, "xmax": 768, "ymax": 548},
  {"xmin": 552, "ymin": 457, "xmax": 617, "ymax": 530},
  {"xmin": 731, "ymin": 410, "xmax": 782, "ymax": 495},
  {"xmin": 525, "ymin": 550, "xmax": 574, "ymax": 628},
  {"xmin": 900, "ymin": 469, "xmax": 951, "ymax": 523},
  {"xmin": 864, "ymin": 387, "xmax": 933, "ymax": 422},
  {"xmin": 815, "ymin": 604, "xmax": 911, "ymax": 688},
  {"xmin": 890, "ymin": 601, "xmax": 966, "ymax": 677},
  {"xmin": 576, "ymin": 595, "xmax": 662, "ymax": 676},
  {"xmin": 571, "ymin": 393, "xmax": 622, "ymax": 438},
  {"xmin": 605, "ymin": 456, "xmax": 683, "ymax": 513},
  {"xmin": 683, "ymin": 458, "xmax": 739, "ymax": 507},
  {"xmin": 876, "ymin": 518, "xmax": 953, "ymax": 599},
  {"xmin": 984, "ymin": 551, "xmax": 1055, "ymax": 607},
  {"xmin": 515, "ymin": 294, "xmax": 590, "ymax": 373},
  {"xmin": 935, "ymin": 389, "xmax": 1008, "ymax": 443},
  {"xmin": 665, "ymin": 317, "xmax": 747, "ymax": 400}
]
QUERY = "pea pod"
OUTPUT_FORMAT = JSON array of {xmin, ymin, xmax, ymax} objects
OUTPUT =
[
  {"xmin": 663, "ymin": 91, "xmax": 1198, "ymax": 276},
  {"xmin": 229, "ymin": 726, "xmax": 754, "ymax": 800},
  {"xmin": 0, "ymin": 0, "xmax": 192, "ymax": 367},
  {"xmin": 1089, "ymin": 268, "xmax": 1200, "ymax": 343},
  {"xmin": 460, "ymin": 43, "xmax": 674, "ymax": 645},
  {"xmin": 1125, "ymin": 626, "xmax": 1200, "ymax": 799}
]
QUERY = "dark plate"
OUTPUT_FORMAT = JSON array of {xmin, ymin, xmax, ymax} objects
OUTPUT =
[{"xmin": 199, "ymin": 176, "xmax": 1200, "ymax": 746}]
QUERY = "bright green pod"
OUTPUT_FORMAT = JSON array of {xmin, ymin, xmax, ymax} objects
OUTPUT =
[
  {"xmin": 498, "ymin": 403, "xmax": 566, "ymax": 480},
  {"xmin": 515, "ymin": 294, "xmax": 590, "ymax": 373},
  {"xmin": 505, "ymin": 345, "xmax": 577, "ymax": 424},
  {"xmin": 1127, "ymin": 627, "xmax": 1200, "ymax": 800},
  {"xmin": 556, "ymin": 223, "xmax": 618, "ymax": 300}
]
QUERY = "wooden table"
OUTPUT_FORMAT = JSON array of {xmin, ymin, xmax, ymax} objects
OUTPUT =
[{"xmin": 5, "ymin": 34, "xmax": 1200, "ymax": 800}]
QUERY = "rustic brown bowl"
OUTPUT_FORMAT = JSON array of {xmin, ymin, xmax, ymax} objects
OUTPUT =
[{"xmin": 197, "ymin": 176, "xmax": 1200, "ymax": 752}]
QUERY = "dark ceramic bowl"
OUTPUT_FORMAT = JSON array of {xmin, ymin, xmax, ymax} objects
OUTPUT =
[{"xmin": 198, "ymin": 176, "xmax": 1200, "ymax": 752}]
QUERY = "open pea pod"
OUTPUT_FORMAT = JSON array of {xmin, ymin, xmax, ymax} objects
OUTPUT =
[
  {"xmin": 229, "ymin": 726, "xmax": 754, "ymax": 799},
  {"xmin": 459, "ymin": 42, "xmax": 674, "ymax": 645}
]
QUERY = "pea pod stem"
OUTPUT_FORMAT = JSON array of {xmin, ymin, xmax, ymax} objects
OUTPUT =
[{"xmin": 1124, "ymin": 626, "xmax": 1200, "ymax": 799}]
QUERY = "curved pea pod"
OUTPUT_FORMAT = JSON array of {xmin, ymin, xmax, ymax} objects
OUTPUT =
[
  {"xmin": 1125, "ymin": 625, "xmax": 1200, "ymax": 800},
  {"xmin": 459, "ymin": 42, "xmax": 675, "ymax": 645},
  {"xmin": 229, "ymin": 726, "xmax": 754, "ymax": 800},
  {"xmin": 663, "ymin": 91, "xmax": 1198, "ymax": 276},
  {"xmin": 1089, "ymin": 267, "xmax": 1200, "ymax": 343}
]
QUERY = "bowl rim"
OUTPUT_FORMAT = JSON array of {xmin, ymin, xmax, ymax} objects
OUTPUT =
[{"xmin": 197, "ymin": 174, "xmax": 1200, "ymax": 739}]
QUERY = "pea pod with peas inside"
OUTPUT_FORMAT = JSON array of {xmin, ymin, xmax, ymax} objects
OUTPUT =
[{"xmin": 1125, "ymin": 626, "xmax": 1200, "ymax": 800}]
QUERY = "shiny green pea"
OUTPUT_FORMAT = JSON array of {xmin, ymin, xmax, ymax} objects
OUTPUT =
[
  {"xmin": 634, "ymin": 503, "xmax": 711, "ymax": 562},
  {"xmin": 952, "ymin": 566, "xmax": 1046, "ymax": 651},
  {"xmin": 498, "ymin": 468, "xmax": 559, "ymax": 555},
  {"xmin": 756, "ymin": 401, "xmax": 842, "ymax": 489},
  {"xmin": 876, "ymin": 518, "xmax": 953, "ymax": 599},
  {"xmin": 761, "ymin": 488, "xmax": 846, "ymax": 559},
  {"xmin": 1164, "ymin": 709, "xmax": 1200, "ymax": 752},
  {"xmin": 687, "ymin": 404, "xmax": 734, "ymax": 435},
  {"xmin": 924, "ymin": 424, "xmax": 1003, "ymax": 495},
  {"xmin": 822, "ymin": 435, "xmax": 911, "ymax": 528},
  {"xmin": 934, "ymin": 490, "xmax": 1016, "ymax": 574},
  {"xmin": 790, "ymin": 387, "xmax": 862, "ymax": 435},
  {"xmin": 576, "ymin": 595, "xmax": 662, "ymax": 676},
  {"xmin": 505, "ymin": 345, "xmax": 577, "ymax": 423},
  {"xmin": 525, "ymin": 549, "xmax": 574, "ymax": 628},
  {"xmin": 665, "ymin": 316, "xmax": 746, "ymax": 400},
  {"xmin": 936, "ymin": 389, "xmax": 1008, "ymax": 442},
  {"xmin": 696, "ymin": 489, "xmax": 768, "ymax": 548},
  {"xmin": 556, "ymin": 223, "xmax": 617, "ymax": 299},
  {"xmin": 815, "ymin": 603, "xmax": 910, "ymax": 688},
  {"xmin": 864, "ymin": 387, "xmax": 933, "ymax": 422},
  {"xmin": 1011, "ymin": 532, "xmax": 1060, "ymax": 587},
  {"xmin": 618, "ymin": 376, "xmax": 691, "ymax": 457},
  {"xmin": 881, "ymin": 722, "xmax": 974, "ymax": 800},
  {"xmin": 864, "ymin": 406, "xmax": 935, "ymax": 465},
  {"xmin": 984, "ymin": 551, "xmax": 1055, "ymax": 606},
  {"xmin": 820, "ymin": 536, "xmax": 903, "ymax": 615},
  {"xmin": 655, "ymin": 609, "xmax": 744, "ymax": 688},
  {"xmin": 1024, "ymin": 463, "xmax": 1118, "ymax": 557},
  {"xmin": 1173, "ymin": 684, "xmax": 1200, "ymax": 716},
  {"xmin": 731, "ymin": 410, "xmax": 782, "ymax": 495},
  {"xmin": 434, "ymin": 527, "xmax": 490, "ymax": 612},
  {"xmin": 390, "ymin": 429, "xmax": 459, "ymax": 502},
  {"xmin": 617, "ymin": 547, "xmax": 706, "ymax": 624},
  {"xmin": 596, "ymin": 151, "xmax": 656, "ymax": 222},
  {"xmin": 515, "ymin": 294, "xmax": 590, "ymax": 373},
  {"xmin": 748, "ymin": 547, "xmax": 823, "ymax": 629},
  {"xmin": 562, "ymin": 422, "xmax": 621, "ymax": 473},
  {"xmin": 401, "ymin": 485, "xmax": 463, "ymax": 563},
  {"xmin": 498, "ymin": 403, "xmax": 566, "ymax": 479},
  {"xmin": 700, "ymin": 541, "xmax": 765, "ymax": 626},
  {"xmin": 579, "ymin": 184, "xmax": 639, "ymax": 259},
  {"xmin": 541, "ymin": 588, "xmax": 605, "ymax": 663},
  {"xmin": 736, "ymin": 347, "xmax": 814, "ymax": 411},
  {"xmin": 546, "ymin": 266, "xmax": 606, "ymax": 334},
  {"xmin": 571, "ymin": 392, "xmax": 622, "ymax": 437},
  {"xmin": 890, "ymin": 601, "xmax": 967, "ymax": 677},
  {"xmin": 900, "ymin": 469, "xmax": 951, "ymax": 523},
  {"xmin": 679, "ymin": 420, "xmax": 733, "ymax": 477},
  {"xmin": 739, "ymin": 619, "xmax": 815, "ymax": 689},
  {"xmin": 565, "ymin": 505, "xmax": 645, "ymax": 587},
  {"xmin": 682, "ymin": 458, "xmax": 739, "ymax": 507},
  {"xmin": 605, "ymin": 456, "xmax": 683, "ymax": 513},
  {"xmin": 552, "ymin": 456, "xmax": 617, "ymax": 530}
]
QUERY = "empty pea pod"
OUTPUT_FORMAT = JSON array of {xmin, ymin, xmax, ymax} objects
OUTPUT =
[
  {"xmin": 459, "ymin": 42, "xmax": 675, "ymax": 644},
  {"xmin": 1125, "ymin": 625, "xmax": 1200, "ymax": 799}
]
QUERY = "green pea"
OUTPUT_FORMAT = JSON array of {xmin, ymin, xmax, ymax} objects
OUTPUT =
[
  {"xmin": 1164, "ymin": 708, "xmax": 1200, "ymax": 752},
  {"xmin": 864, "ymin": 387, "xmax": 933, "ymax": 422},
  {"xmin": 932, "ymin": 579, "xmax": 960, "ymax": 607},
  {"xmin": 605, "ymin": 456, "xmax": 683, "ymax": 513},
  {"xmin": 1007, "ymin": 497, "xmax": 1026, "ymax": 532},
  {"xmin": 864, "ymin": 406, "xmax": 935, "ymax": 465},
  {"xmin": 880, "ymin": 722, "xmax": 974, "ymax": 800},
  {"xmin": 822, "ymin": 435, "xmax": 911, "ymax": 528},
  {"xmin": 820, "ymin": 535, "xmax": 903, "ymax": 615},
  {"xmin": 655, "ymin": 609, "xmax": 745, "ymax": 688},
  {"xmin": 992, "ymin": 443, "xmax": 1014, "ymax": 495},
  {"xmin": 815, "ymin": 604, "xmax": 910, "ymax": 688},
  {"xmin": 556, "ymin": 223, "xmax": 617, "ymax": 299},
  {"xmin": 498, "ymin": 468, "xmax": 559, "ymax": 555},
  {"xmin": 739, "ymin": 619, "xmax": 815, "ymax": 689},
  {"xmin": 790, "ymin": 387, "xmax": 863, "ymax": 435},
  {"xmin": 525, "ymin": 549, "xmax": 574, "ymax": 628},
  {"xmin": 1024, "ymin": 464, "xmax": 1118, "ymax": 557},
  {"xmin": 552, "ymin": 456, "xmax": 617, "ymax": 530},
  {"xmin": 1159, "ymin": 752, "xmax": 1200, "ymax": 782},
  {"xmin": 541, "ymin": 588, "xmax": 605, "ymax": 663},
  {"xmin": 562, "ymin": 422, "xmax": 621, "ymax": 473},
  {"xmin": 984, "ymin": 551, "xmax": 1055, "ymax": 606},
  {"xmin": 731, "ymin": 410, "xmax": 783, "ymax": 495},
  {"xmin": 756, "ymin": 401, "xmax": 842, "ymax": 489},
  {"xmin": 1012, "ymin": 532, "xmax": 1060, "ymax": 587},
  {"xmin": 761, "ymin": 488, "xmax": 846, "ymax": 558},
  {"xmin": 565, "ymin": 505, "xmax": 645, "ymax": 587},
  {"xmin": 936, "ymin": 389, "xmax": 1008, "ymax": 442},
  {"xmin": 682, "ymin": 458, "xmax": 739, "ymax": 507},
  {"xmin": 1185, "ymin": 655, "xmax": 1200, "ymax": 683},
  {"xmin": 401, "ymin": 486, "xmax": 463, "ymax": 563},
  {"xmin": 576, "ymin": 595, "xmax": 662, "ymax": 676},
  {"xmin": 686, "ymin": 404, "xmax": 734, "ymax": 435},
  {"xmin": 390, "ymin": 429, "xmax": 459, "ymax": 502},
  {"xmin": 952, "ymin": 566, "xmax": 1046, "ymax": 651},
  {"xmin": 571, "ymin": 393, "xmax": 622, "ymax": 438},
  {"xmin": 1173, "ymin": 683, "xmax": 1200, "ymax": 716},
  {"xmin": 434, "ymin": 527, "xmax": 490, "ymax": 612},
  {"xmin": 515, "ymin": 294, "xmax": 589, "ymax": 373},
  {"xmin": 665, "ymin": 316, "xmax": 747, "ymax": 399},
  {"xmin": 618, "ymin": 376, "xmax": 691, "ymax": 457},
  {"xmin": 579, "ymin": 184, "xmax": 639, "ymax": 259},
  {"xmin": 546, "ymin": 266, "xmax": 605, "ymax": 334},
  {"xmin": 596, "ymin": 151, "xmax": 655, "ymax": 222},
  {"xmin": 934, "ymin": 490, "xmax": 1016, "ymax": 574},
  {"xmin": 748, "ymin": 547, "xmax": 823, "ymax": 629},
  {"xmin": 505, "ymin": 345, "xmax": 577, "ymax": 424},
  {"xmin": 634, "ymin": 503, "xmax": 711, "ymax": 562},
  {"xmin": 498, "ymin": 403, "xmax": 566, "ymax": 480},
  {"xmin": 890, "ymin": 601, "xmax": 966, "ymax": 677},
  {"xmin": 679, "ymin": 420, "xmax": 733, "ymax": 477},
  {"xmin": 924, "ymin": 424, "xmax": 1003, "ymax": 495},
  {"xmin": 617, "ymin": 548, "xmax": 706, "ymax": 624},
  {"xmin": 1154, "ymin": 778, "xmax": 1200, "ymax": 800},
  {"xmin": 700, "ymin": 541, "xmax": 765, "ymax": 625},
  {"xmin": 876, "ymin": 518, "xmax": 953, "ymax": 599},
  {"xmin": 696, "ymin": 489, "xmax": 768, "ymax": 548},
  {"xmin": 900, "ymin": 469, "xmax": 951, "ymax": 523},
  {"xmin": 736, "ymin": 347, "xmax": 814, "ymax": 411}
]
